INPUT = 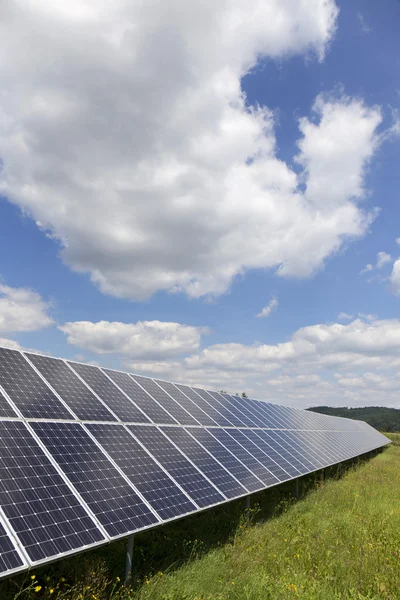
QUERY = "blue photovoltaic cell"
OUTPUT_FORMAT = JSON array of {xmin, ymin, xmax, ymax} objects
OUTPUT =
[
  {"xmin": 26, "ymin": 354, "xmax": 116, "ymax": 422},
  {"xmin": 0, "ymin": 421, "xmax": 104, "ymax": 563},
  {"xmin": 160, "ymin": 382, "xmax": 216, "ymax": 426},
  {"xmin": 129, "ymin": 425, "xmax": 224, "ymax": 508},
  {"xmin": 207, "ymin": 428, "xmax": 279, "ymax": 486},
  {"xmin": 220, "ymin": 394, "xmax": 263, "ymax": 427},
  {"xmin": 0, "ymin": 389, "xmax": 17, "ymax": 419},
  {"xmin": 252, "ymin": 430, "xmax": 301, "ymax": 477},
  {"xmin": 86, "ymin": 423, "xmax": 197, "ymax": 520},
  {"xmin": 161, "ymin": 426, "xmax": 246, "ymax": 499},
  {"xmin": 103, "ymin": 369, "xmax": 176, "ymax": 424},
  {"xmin": 188, "ymin": 428, "xmax": 264, "ymax": 493},
  {"xmin": 131, "ymin": 376, "xmax": 199, "ymax": 426},
  {"xmin": 204, "ymin": 391, "xmax": 246, "ymax": 427},
  {"xmin": 31, "ymin": 422, "xmax": 159, "ymax": 538},
  {"xmin": 68, "ymin": 362, "xmax": 150, "ymax": 423},
  {"xmin": 239, "ymin": 429, "xmax": 292, "ymax": 481},
  {"xmin": 0, "ymin": 521, "xmax": 24, "ymax": 574},
  {"xmin": 280, "ymin": 431, "xmax": 325, "ymax": 469},
  {"xmin": 190, "ymin": 387, "xmax": 233, "ymax": 426},
  {"xmin": 0, "ymin": 348, "xmax": 72, "ymax": 420},
  {"xmin": 262, "ymin": 430, "xmax": 310, "ymax": 474},
  {"xmin": 225, "ymin": 429, "xmax": 281, "ymax": 485}
]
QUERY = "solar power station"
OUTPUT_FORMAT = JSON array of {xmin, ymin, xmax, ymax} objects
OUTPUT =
[{"xmin": 0, "ymin": 346, "xmax": 389, "ymax": 580}]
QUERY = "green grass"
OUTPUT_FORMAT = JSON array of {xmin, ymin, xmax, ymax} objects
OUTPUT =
[
  {"xmin": 3, "ymin": 445, "xmax": 399, "ymax": 600},
  {"xmin": 383, "ymin": 432, "xmax": 400, "ymax": 446}
]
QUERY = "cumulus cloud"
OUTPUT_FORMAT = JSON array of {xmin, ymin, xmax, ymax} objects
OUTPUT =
[
  {"xmin": 390, "ymin": 258, "xmax": 400, "ymax": 295},
  {"xmin": 0, "ymin": 0, "xmax": 387, "ymax": 300},
  {"xmin": 256, "ymin": 297, "xmax": 278, "ymax": 318},
  {"xmin": 337, "ymin": 312, "xmax": 353, "ymax": 321},
  {"xmin": 59, "ymin": 319, "xmax": 207, "ymax": 359},
  {"xmin": 0, "ymin": 283, "xmax": 54, "ymax": 333},
  {"xmin": 117, "ymin": 316, "xmax": 400, "ymax": 408},
  {"xmin": 360, "ymin": 251, "xmax": 392, "ymax": 275}
]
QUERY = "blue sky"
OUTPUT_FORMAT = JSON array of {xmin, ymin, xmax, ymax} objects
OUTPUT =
[{"xmin": 0, "ymin": 0, "xmax": 399, "ymax": 407}]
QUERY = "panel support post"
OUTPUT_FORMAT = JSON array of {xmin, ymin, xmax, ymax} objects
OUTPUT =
[
  {"xmin": 294, "ymin": 478, "xmax": 300, "ymax": 499},
  {"xmin": 245, "ymin": 495, "xmax": 250, "ymax": 510},
  {"xmin": 124, "ymin": 535, "xmax": 134, "ymax": 587}
]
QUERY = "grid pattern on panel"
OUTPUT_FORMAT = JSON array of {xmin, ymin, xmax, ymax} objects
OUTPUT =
[
  {"xmin": 263, "ymin": 431, "xmax": 310, "ymax": 475},
  {"xmin": 281, "ymin": 431, "xmax": 324, "ymax": 469},
  {"xmin": 68, "ymin": 362, "xmax": 149, "ymax": 424},
  {"xmin": 0, "ymin": 521, "xmax": 24, "ymax": 574},
  {"xmin": 238, "ymin": 429, "xmax": 292, "ymax": 481},
  {"xmin": 205, "ymin": 391, "xmax": 246, "ymax": 427},
  {"xmin": 86, "ymin": 424, "xmax": 196, "ymax": 521},
  {"xmin": 252, "ymin": 430, "xmax": 301, "ymax": 477},
  {"xmin": 220, "ymin": 394, "xmax": 262, "ymax": 427},
  {"xmin": 0, "ymin": 349, "xmax": 71, "ymax": 420},
  {"xmin": 103, "ymin": 370, "xmax": 176, "ymax": 424},
  {"xmin": 161, "ymin": 427, "xmax": 246, "ymax": 500},
  {"xmin": 225, "ymin": 429, "xmax": 281, "ymax": 486},
  {"xmin": 26, "ymin": 354, "xmax": 116, "ymax": 422},
  {"xmin": 31, "ymin": 422, "xmax": 159, "ymax": 538},
  {"xmin": 163, "ymin": 383, "xmax": 216, "ymax": 426},
  {"xmin": 190, "ymin": 388, "xmax": 232, "ymax": 426},
  {"xmin": 207, "ymin": 428, "xmax": 278, "ymax": 486},
  {"xmin": 0, "ymin": 390, "xmax": 17, "ymax": 419},
  {"xmin": 0, "ymin": 421, "xmax": 104, "ymax": 563},
  {"xmin": 188, "ymin": 428, "xmax": 264, "ymax": 493},
  {"xmin": 132, "ymin": 376, "xmax": 198, "ymax": 426},
  {"xmin": 129, "ymin": 426, "xmax": 224, "ymax": 509}
]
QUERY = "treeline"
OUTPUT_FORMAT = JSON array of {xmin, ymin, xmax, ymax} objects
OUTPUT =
[{"xmin": 307, "ymin": 406, "xmax": 400, "ymax": 432}]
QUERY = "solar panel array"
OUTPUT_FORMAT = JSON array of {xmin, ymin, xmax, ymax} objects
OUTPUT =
[{"xmin": 0, "ymin": 347, "xmax": 389, "ymax": 578}]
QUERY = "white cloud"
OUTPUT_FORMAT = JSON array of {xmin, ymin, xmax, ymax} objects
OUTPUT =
[
  {"xmin": 396, "ymin": 237, "xmax": 400, "ymax": 245},
  {"xmin": 357, "ymin": 12, "xmax": 371, "ymax": 34},
  {"xmin": 0, "ymin": 338, "xmax": 23, "ymax": 351},
  {"xmin": 337, "ymin": 312, "xmax": 353, "ymax": 321},
  {"xmin": 0, "ymin": 283, "xmax": 54, "ymax": 333},
  {"xmin": 60, "ymin": 320, "xmax": 207, "ymax": 359},
  {"xmin": 0, "ymin": 1, "xmax": 388, "ymax": 300},
  {"xmin": 360, "ymin": 251, "xmax": 392, "ymax": 275},
  {"xmin": 115, "ymin": 316, "xmax": 400, "ymax": 409},
  {"xmin": 256, "ymin": 297, "xmax": 278, "ymax": 318},
  {"xmin": 390, "ymin": 258, "xmax": 400, "ymax": 295},
  {"xmin": 376, "ymin": 251, "xmax": 392, "ymax": 269}
]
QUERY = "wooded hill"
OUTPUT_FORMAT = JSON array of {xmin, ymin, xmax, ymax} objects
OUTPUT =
[{"xmin": 307, "ymin": 406, "xmax": 400, "ymax": 432}]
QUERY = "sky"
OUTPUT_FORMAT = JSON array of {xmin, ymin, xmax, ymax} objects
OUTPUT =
[{"xmin": 0, "ymin": 0, "xmax": 400, "ymax": 409}]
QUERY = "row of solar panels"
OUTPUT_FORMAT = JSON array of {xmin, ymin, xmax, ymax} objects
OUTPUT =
[
  {"xmin": 0, "ymin": 347, "xmax": 390, "ymax": 578},
  {"xmin": 0, "ymin": 419, "xmax": 389, "ymax": 577},
  {"xmin": 0, "ymin": 347, "xmax": 370, "ymax": 431}
]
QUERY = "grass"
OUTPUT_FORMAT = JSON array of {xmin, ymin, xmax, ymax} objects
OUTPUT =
[
  {"xmin": 2, "ymin": 444, "xmax": 399, "ymax": 600},
  {"xmin": 383, "ymin": 432, "xmax": 400, "ymax": 446}
]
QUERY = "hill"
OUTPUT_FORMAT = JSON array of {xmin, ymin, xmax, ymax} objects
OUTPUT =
[{"xmin": 307, "ymin": 405, "xmax": 400, "ymax": 432}]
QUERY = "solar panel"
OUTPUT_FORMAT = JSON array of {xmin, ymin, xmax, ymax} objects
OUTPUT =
[
  {"xmin": 0, "ymin": 389, "xmax": 17, "ymax": 418},
  {"xmin": 190, "ymin": 387, "xmax": 233, "ymax": 426},
  {"xmin": 129, "ymin": 425, "xmax": 225, "ymax": 508},
  {"xmin": 31, "ymin": 421, "xmax": 159, "ymax": 538},
  {"xmin": 26, "ymin": 354, "xmax": 116, "ymax": 422},
  {"xmin": 0, "ymin": 421, "xmax": 105, "ymax": 563},
  {"xmin": 103, "ymin": 369, "xmax": 176, "ymax": 424},
  {"xmin": 162, "ymin": 382, "xmax": 217, "ymax": 426},
  {"xmin": 0, "ymin": 346, "xmax": 390, "ymax": 580},
  {"xmin": 0, "ymin": 348, "xmax": 72, "ymax": 420},
  {"xmin": 86, "ymin": 423, "xmax": 197, "ymax": 520},
  {"xmin": 224, "ymin": 429, "xmax": 283, "ymax": 485},
  {"xmin": 188, "ymin": 427, "xmax": 264, "ymax": 493},
  {"xmin": 131, "ymin": 376, "xmax": 199, "ymax": 426},
  {"xmin": 0, "ymin": 520, "xmax": 25, "ymax": 575},
  {"xmin": 160, "ymin": 426, "xmax": 247, "ymax": 499},
  {"xmin": 68, "ymin": 362, "xmax": 150, "ymax": 423},
  {"xmin": 204, "ymin": 391, "xmax": 247, "ymax": 427}
]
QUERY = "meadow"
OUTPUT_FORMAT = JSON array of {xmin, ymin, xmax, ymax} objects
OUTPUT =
[{"xmin": 3, "ymin": 443, "xmax": 398, "ymax": 600}]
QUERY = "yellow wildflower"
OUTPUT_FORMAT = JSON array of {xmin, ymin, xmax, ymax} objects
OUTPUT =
[
  {"xmin": 34, "ymin": 586, "xmax": 42, "ymax": 592},
  {"xmin": 49, "ymin": 589, "xmax": 54, "ymax": 595},
  {"xmin": 31, "ymin": 575, "xmax": 36, "ymax": 580}
]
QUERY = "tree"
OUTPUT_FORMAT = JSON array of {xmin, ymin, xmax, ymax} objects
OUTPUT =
[{"xmin": 242, "ymin": 392, "xmax": 248, "ymax": 398}]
